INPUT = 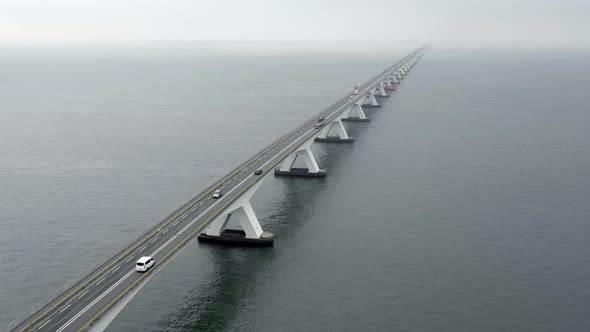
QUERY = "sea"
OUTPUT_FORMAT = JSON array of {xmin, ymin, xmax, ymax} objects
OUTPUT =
[{"xmin": 1, "ymin": 43, "xmax": 589, "ymax": 331}]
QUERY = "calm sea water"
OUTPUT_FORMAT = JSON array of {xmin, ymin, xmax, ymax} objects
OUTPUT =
[{"xmin": 1, "ymin": 45, "xmax": 589, "ymax": 331}]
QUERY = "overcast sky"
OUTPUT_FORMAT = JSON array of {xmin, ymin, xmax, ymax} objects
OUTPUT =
[{"xmin": 1, "ymin": 0, "xmax": 588, "ymax": 45}]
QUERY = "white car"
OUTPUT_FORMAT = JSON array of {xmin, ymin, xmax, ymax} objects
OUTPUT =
[
  {"xmin": 136, "ymin": 256, "xmax": 155, "ymax": 272},
  {"xmin": 354, "ymin": 89, "xmax": 359, "ymax": 95},
  {"xmin": 212, "ymin": 189, "xmax": 223, "ymax": 199}
]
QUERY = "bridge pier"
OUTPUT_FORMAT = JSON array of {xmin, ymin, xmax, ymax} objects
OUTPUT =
[
  {"xmin": 198, "ymin": 176, "xmax": 274, "ymax": 245},
  {"xmin": 383, "ymin": 79, "xmax": 393, "ymax": 89},
  {"xmin": 362, "ymin": 91, "xmax": 381, "ymax": 108},
  {"xmin": 384, "ymin": 78, "xmax": 397, "ymax": 91},
  {"xmin": 314, "ymin": 118, "xmax": 354, "ymax": 143},
  {"xmin": 341, "ymin": 102, "xmax": 370, "ymax": 122},
  {"xmin": 379, "ymin": 84, "xmax": 389, "ymax": 97},
  {"xmin": 275, "ymin": 137, "xmax": 327, "ymax": 177}
]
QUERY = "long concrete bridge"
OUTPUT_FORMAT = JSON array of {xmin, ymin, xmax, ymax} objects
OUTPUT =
[{"xmin": 11, "ymin": 46, "xmax": 427, "ymax": 332}]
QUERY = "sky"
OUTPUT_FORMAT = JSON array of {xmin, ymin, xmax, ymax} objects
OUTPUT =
[{"xmin": 0, "ymin": 0, "xmax": 589, "ymax": 46}]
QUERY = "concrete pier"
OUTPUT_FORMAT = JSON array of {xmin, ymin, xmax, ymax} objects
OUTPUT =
[
  {"xmin": 341, "ymin": 117, "xmax": 370, "ymax": 122},
  {"xmin": 198, "ymin": 230, "xmax": 274, "ymax": 246},
  {"xmin": 314, "ymin": 136, "xmax": 355, "ymax": 143},
  {"xmin": 274, "ymin": 168, "xmax": 327, "ymax": 177},
  {"xmin": 275, "ymin": 137, "xmax": 327, "ymax": 177}
]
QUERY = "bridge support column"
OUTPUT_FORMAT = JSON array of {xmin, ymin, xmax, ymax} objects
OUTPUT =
[
  {"xmin": 198, "ymin": 176, "xmax": 273, "ymax": 246},
  {"xmin": 275, "ymin": 137, "xmax": 327, "ymax": 177},
  {"xmin": 314, "ymin": 118, "xmax": 354, "ymax": 143},
  {"xmin": 386, "ymin": 78, "xmax": 397, "ymax": 91},
  {"xmin": 391, "ymin": 74, "xmax": 399, "ymax": 84},
  {"xmin": 377, "ymin": 84, "xmax": 389, "ymax": 97},
  {"xmin": 383, "ymin": 79, "xmax": 393, "ymax": 89},
  {"xmin": 341, "ymin": 102, "xmax": 370, "ymax": 122},
  {"xmin": 362, "ymin": 91, "xmax": 381, "ymax": 108}
]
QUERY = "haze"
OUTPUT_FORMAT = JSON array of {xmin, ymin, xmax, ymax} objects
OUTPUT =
[{"xmin": 1, "ymin": 0, "xmax": 589, "ymax": 46}]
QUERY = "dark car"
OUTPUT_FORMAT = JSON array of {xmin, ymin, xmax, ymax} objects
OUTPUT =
[{"xmin": 254, "ymin": 169, "xmax": 263, "ymax": 175}]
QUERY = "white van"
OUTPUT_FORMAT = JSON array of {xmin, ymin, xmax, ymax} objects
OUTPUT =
[{"xmin": 136, "ymin": 256, "xmax": 155, "ymax": 272}]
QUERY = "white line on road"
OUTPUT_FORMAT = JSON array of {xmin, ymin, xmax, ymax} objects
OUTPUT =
[
  {"xmin": 96, "ymin": 278, "xmax": 106, "ymax": 285},
  {"xmin": 150, "ymin": 235, "xmax": 178, "ymax": 257},
  {"xmin": 59, "ymin": 304, "xmax": 71, "ymax": 313},
  {"xmin": 162, "ymin": 229, "xmax": 169, "ymax": 234},
  {"xmin": 126, "ymin": 256, "xmax": 134, "ymax": 263},
  {"xmin": 78, "ymin": 290, "xmax": 89, "ymax": 299},
  {"xmin": 181, "ymin": 214, "xmax": 187, "ymax": 219},
  {"xmin": 56, "ymin": 270, "xmax": 134, "ymax": 332},
  {"xmin": 190, "ymin": 208, "xmax": 195, "ymax": 212},
  {"xmin": 111, "ymin": 266, "xmax": 120, "ymax": 274},
  {"xmin": 198, "ymin": 202, "xmax": 203, "ymax": 206},
  {"xmin": 139, "ymin": 245, "xmax": 147, "ymax": 252},
  {"xmin": 150, "ymin": 237, "xmax": 159, "ymax": 243},
  {"xmin": 38, "ymin": 319, "xmax": 51, "ymax": 329},
  {"xmin": 171, "ymin": 221, "xmax": 178, "ymax": 226}
]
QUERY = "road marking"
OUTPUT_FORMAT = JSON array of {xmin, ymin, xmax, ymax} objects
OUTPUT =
[
  {"xmin": 59, "ymin": 304, "xmax": 71, "ymax": 313},
  {"xmin": 56, "ymin": 270, "xmax": 134, "ymax": 332},
  {"xmin": 126, "ymin": 256, "xmax": 134, "ymax": 263},
  {"xmin": 221, "ymin": 185, "xmax": 225, "ymax": 189},
  {"xmin": 198, "ymin": 202, "xmax": 203, "ymax": 206},
  {"xmin": 96, "ymin": 277, "xmax": 106, "ymax": 285},
  {"xmin": 190, "ymin": 208, "xmax": 196, "ymax": 212},
  {"xmin": 150, "ymin": 235, "xmax": 178, "ymax": 257},
  {"xmin": 181, "ymin": 214, "xmax": 187, "ymax": 219},
  {"xmin": 171, "ymin": 221, "xmax": 178, "ymax": 226},
  {"xmin": 139, "ymin": 245, "xmax": 147, "ymax": 252},
  {"xmin": 228, "ymin": 180, "xmax": 232, "ymax": 184},
  {"xmin": 79, "ymin": 233, "xmax": 187, "ymax": 331},
  {"xmin": 78, "ymin": 290, "xmax": 89, "ymax": 299},
  {"xmin": 162, "ymin": 229, "xmax": 169, "ymax": 234},
  {"xmin": 150, "ymin": 237, "xmax": 159, "ymax": 243},
  {"xmin": 38, "ymin": 319, "xmax": 51, "ymax": 329},
  {"xmin": 111, "ymin": 266, "xmax": 120, "ymax": 274}
]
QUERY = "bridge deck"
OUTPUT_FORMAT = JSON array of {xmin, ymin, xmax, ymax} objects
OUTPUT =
[{"xmin": 12, "ymin": 47, "xmax": 425, "ymax": 332}]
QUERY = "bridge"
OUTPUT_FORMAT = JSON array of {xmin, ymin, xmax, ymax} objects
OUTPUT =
[{"xmin": 11, "ymin": 46, "xmax": 427, "ymax": 332}]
